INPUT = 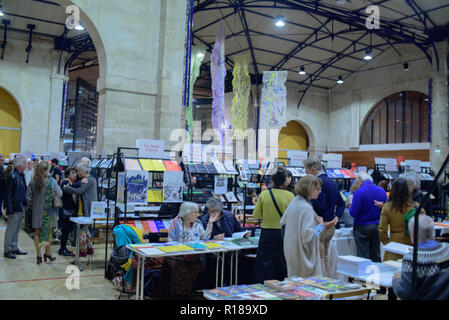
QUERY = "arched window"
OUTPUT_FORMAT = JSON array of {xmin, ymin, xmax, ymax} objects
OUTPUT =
[{"xmin": 360, "ymin": 91, "xmax": 429, "ymax": 145}]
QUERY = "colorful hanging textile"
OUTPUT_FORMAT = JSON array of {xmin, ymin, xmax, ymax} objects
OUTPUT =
[
  {"xmin": 185, "ymin": 46, "xmax": 206, "ymax": 143},
  {"xmin": 210, "ymin": 23, "xmax": 226, "ymax": 144},
  {"xmin": 231, "ymin": 54, "xmax": 250, "ymax": 139},
  {"xmin": 260, "ymin": 71, "xmax": 288, "ymax": 129}
]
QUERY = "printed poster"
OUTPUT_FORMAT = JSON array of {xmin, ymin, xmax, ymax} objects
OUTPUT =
[
  {"xmin": 117, "ymin": 172, "xmax": 125, "ymax": 205},
  {"xmin": 214, "ymin": 176, "xmax": 228, "ymax": 195},
  {"xmin": 126, "ymin": 170, "xmax": 149, "ymax": 204},
  {"xmin": 163, "ymin": 171, "xmax": 184, "ymax": 203}
]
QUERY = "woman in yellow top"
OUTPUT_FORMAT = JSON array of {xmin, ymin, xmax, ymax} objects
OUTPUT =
[
  {"xmin": 252, "ymin": 167, "xmax": 294, "ymax": 283},
  {"xmin": 379, "ymin": 178, "xmax": 416, "ymax": 261}
]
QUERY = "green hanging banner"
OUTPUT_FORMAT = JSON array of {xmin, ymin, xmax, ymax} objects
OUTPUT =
[
  {"xmin": 186, "ymin": 45, "xmax": 206, "ymax": 143},
  {"xmin": 231, "ymin": 54, "xmax": 250, "ymax": 139}
]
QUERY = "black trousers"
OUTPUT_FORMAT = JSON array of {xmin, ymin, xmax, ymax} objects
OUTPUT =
[
  {"xmin": 253, "ymin": 228, "xmax": 287, "ymax": 284},
  {"xmin": 353, "ymin": 224, "xmax": 381, "ymax": 262},
  {"xmin": 59, "ymin": 211, "xmax": 74, "ymax": 251}
]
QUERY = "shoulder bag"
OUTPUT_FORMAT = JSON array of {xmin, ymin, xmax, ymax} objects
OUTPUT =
[
  {"xmin": 51, "ymin": 178, "xmax": 63, "ymax": 209},
  {"xmin": 268, "ymin": 188, "xmax": 285, "ymax": 238}
]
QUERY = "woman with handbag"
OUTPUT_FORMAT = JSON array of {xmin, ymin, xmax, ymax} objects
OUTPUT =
[
  {"xmin": 26, "ymin": 161, "xmax": 62, "ymax": 264},
  {"xmin": 252, "ymin": 167, "xmax": 295, "ymax": 283},
  {"xmin": 59, "ymin": 167, "xmax": 81, "ymax": 256}
]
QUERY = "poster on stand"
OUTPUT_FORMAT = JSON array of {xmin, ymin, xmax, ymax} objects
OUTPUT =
[
  {"xmin": 287, "ymin": 150, "xmax": 308, "ymax": 167},
  {"xmin": 323, "ymin": 153, "xmax": 343, "ymax": 169},
  {"xmin": 90, "ymin": 201, "xmax": 107, "ymax": 219},
  {"xmin": 137, "ymin": 139, "xmax": 165, "ymax": 159},
  {"xmin": 125, "ymin": 170, "xmax": 148, "ymax": 204},
  {"xmin": 163, "ymin": 171, "xmax": 184, "ymax": 203},
  {"xmin": 214, "ymin": 176, "xmax": 228, "ymax": 195},
  {"xmin": 117, "ymin": 172, "xmax": 125, "ymax": 205}
]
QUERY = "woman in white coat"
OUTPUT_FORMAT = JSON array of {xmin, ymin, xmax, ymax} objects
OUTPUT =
[{"xmin": 280, "ymin": 174, "xmax": 325, "ymax": 277}]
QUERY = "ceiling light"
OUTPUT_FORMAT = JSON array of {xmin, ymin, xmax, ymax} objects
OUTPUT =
[
  {"xmin": 196, "ymin": 52, "xmax": 204, "ymax": 58},
  {"xmin": 275, "ymin": 15, "xmax": 285, "ymax": 27},
  {"xmin": 337, "ymin": 76, "xmax": 344, "ymax": 84},
  {"xmin": 363, "ymin": 48, "xmax": 372, "ymax": 60},
  {"xmin": 0, "ymin": 5, "xmax": 4, "ymax": 16},
  {"xmin": 75, "ymin": 23, "xmax": 85, "ymax": 31},
  {"xmin": 403, "ymin": 62, "xmax": 409, "ymax": 71},
  {"xmin": 299, "ymin": 66, "xmax": 306, "ymax": 75},
  {"xmin": 336, "ymin": 0, "xmax": 347, "ymax": 4}
]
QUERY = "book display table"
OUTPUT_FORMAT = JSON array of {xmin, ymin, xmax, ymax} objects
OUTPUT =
[
  {"xmin": 203, "ymin": 276, "xmax": 372, "ymax": 300},
  {"xmin": 126, "ymin": 237, "xmax": 259, "ymax": 300}
]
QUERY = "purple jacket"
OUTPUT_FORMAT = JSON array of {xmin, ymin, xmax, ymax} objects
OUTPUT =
[{"xmin": 349, "ymin": 180, "xmax": 387, "ymax": 226}]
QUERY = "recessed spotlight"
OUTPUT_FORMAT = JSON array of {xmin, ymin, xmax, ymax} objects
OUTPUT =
[
  {"xmin": 196, "ymin": 52, "xmax": 204, "ymax": 58},
  {"xmin": 275, "ymin": 15, "xmax": 285, "ymax": 27},
  {"xmin": 337, "ymin": 76, "xmax": 344, "ymax": 84},
  {"xmin": 299, "ymin": 66, "xmax": 306, "ymax": 75}
]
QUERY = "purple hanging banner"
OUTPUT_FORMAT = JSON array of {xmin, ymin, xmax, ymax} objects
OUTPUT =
[{"xmin": 211, "ymin": 23, "xmax": 226, "ymax": 145}]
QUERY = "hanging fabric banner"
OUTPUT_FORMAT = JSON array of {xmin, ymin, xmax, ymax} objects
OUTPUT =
[
  {"xmin": 260, "ymin": 71, "xmax": 288, "ymax": 129},
  {"xmin": 211, "ymin": 22, "xmax": 226, "ymax": 144},
  {"xmin": 231, "ymin": 54, "xmax": 250, "ymax": 139},
  {"xmin": 185, "ymin": 45, "xmax": 206, "ymax": 143}
]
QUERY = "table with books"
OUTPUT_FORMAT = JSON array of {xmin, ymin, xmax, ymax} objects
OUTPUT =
[
  {"xmin": 203, "ymin": 276, "xmax": 370, "ymax": 300},
  {"xmin": 126, "ymin": 237, "xmax": 259, "ymax": 300}
]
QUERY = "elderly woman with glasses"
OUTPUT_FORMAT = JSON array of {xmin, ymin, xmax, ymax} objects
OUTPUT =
[
  {"xmin": 280, "ymin": 175, "xmax": 324, "ymax": 277},
  {"xmin": 199, "ymin": 197, "xmax": 243, "ymax": 241}
]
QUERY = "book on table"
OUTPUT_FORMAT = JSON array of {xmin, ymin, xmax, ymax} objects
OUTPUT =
[
  {"xmin": 185, "ymin": 242, "xmax": 208, "ymax": 251},
  {"xmin": 264, "ymin": 280, "xmax": 297, "ymax": 291},
  {"xmin": 383, "ymin": 242, "xmax": 413, "ymax": 256}
]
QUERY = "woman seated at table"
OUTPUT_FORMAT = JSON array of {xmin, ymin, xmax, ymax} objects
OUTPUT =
[
  {"xmin": 157, "ymin": 202, "xmax": 219, "ymax": 297},
  {"xmin": 167, "ymin": 202, "xmax": 218, "ymax": 242},
  {"xmin": 280, "ymin": 175, "xmax": 324, "ymax": 277}
]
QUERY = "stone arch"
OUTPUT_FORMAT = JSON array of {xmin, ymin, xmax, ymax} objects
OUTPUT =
[
  {"xmin": 0, "ymin": 85, "xmax": 23, "ymax": 155},
  {"xmin": 53, "ymin": 0, "xmax": 107, "ymax": 80},
  {"xmin": 279, "ymin": 119, "xmax": 315, "ymax": 152}
]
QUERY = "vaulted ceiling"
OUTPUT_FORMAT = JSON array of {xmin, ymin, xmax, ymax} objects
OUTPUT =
[{"xmin": 192, "ymin": 0, "xmax": 449, "ymax": 100}]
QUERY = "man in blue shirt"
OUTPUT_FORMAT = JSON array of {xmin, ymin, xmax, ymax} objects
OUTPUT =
[
  {"xmin": 349, "ymin": 173, "xmax": 388, "ymax": 262},
  {"xmin": 304, "ymin": 156, "xmax": 345, "ymax": 277}
]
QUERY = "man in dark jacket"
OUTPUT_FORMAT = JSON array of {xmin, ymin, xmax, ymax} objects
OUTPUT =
[
  {"xmin": 4, "ymin": 155, "xmax": 28, "ymax": 259},
  {"xmin": 350, "ymin": 173, "xmax": 388, "ymax": 262},
  {"xmin": 198, "ymin": 197, "xmax": 243, "ymax": 289},
  {"xmin": 393, "ymin": 215, "xmax": 449, "ymax": 299},
  {"xmin": 304, "ymin": 156, "xmax": 345, "ymax": 277}
]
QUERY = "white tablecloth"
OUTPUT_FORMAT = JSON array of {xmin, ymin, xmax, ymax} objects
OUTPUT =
[{"xmin": 328, "ymin": 227, "xmax": 385, "ymax": 279}]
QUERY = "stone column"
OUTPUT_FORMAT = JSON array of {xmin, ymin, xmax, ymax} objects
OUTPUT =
[
  {"xmin": 430, "ymin": 40, "xmax": 449, "ymax": 173},
  {"xmin": 49, "ymin": 51, "xmax": 69, "ymax": 152},
  {"xmin": 350, "ymin": 89, "xmax": 361, "ymax": 149}
]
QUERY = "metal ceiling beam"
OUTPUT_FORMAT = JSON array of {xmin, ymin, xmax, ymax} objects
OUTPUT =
[
  {"xmin": 237, "ymin": 4, "xmax": 259, "ymax": 81},
  {"xmin": 272, "ymin": 17, "xmax": 331, "ymax": 70},
  {"xmin": 396, "ymin": 3, "xmax": 449, "ymax": 23},
  {"xmin": 2, "ymin": 12, "xmax": 65, "ymax": 27},
  {"xmin": 193, "ymin": 0, "xmax": 219, "ymax": 13},
  {"xmin": 32, "ymin": 0, "xmax": 61, "ymax": 6}
]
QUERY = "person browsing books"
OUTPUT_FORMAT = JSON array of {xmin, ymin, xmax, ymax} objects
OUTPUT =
[
  {"xmin": 199, "ymin": 197, "xmax": 242, "ymax": 240},
  {"xmin": 304, "ymin": 156, "xmax": 345, "ymax": 277},
  {"xmin": 252, "ymin": 167, "xmax": 294, "ymax": 283},
  {"xmin": 349, "ymin": 173, "xmax": 387, "ymax": 262},
  {"xmin": 378, "ymin": 178, "xmax": 416, "ymax": 262},
  {"xmin": 280, "ymin": 175, "xmax": 324, "ymax": 277}
]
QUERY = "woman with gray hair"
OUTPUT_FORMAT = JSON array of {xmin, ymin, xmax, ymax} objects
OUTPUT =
[{"xmin": 167, "ymin": 201, "xmax": 218, "ymax": 242}]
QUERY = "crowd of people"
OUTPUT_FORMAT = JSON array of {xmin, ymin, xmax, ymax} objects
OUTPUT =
[
  {"xmin": 1, "ymin": 152, "xmax": 448, "ymax": 300},
  {"xmin": 0, "ymin": 154, "xmax": 97, "ymax": 263}
]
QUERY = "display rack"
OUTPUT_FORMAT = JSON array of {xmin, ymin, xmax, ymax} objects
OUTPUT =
[{"xmin": 181, "ymin": 160, "xmax": 239, "ymax": 210}]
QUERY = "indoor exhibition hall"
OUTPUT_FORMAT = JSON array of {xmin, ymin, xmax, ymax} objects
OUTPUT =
[{"xmin": 0, "ymin": 0, "xmax": 448, "ymax": 302}]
